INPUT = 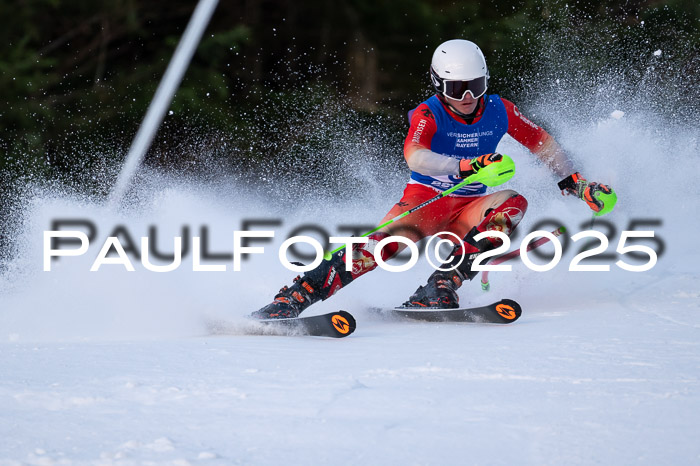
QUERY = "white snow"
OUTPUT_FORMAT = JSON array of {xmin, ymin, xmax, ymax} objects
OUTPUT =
[
  {"xmin": 1, "ymin": 282, "xmax": 699, "ymax": 464},
  {"xmin": 2, "ymin": 89, "xmax": 700, "ymax": 465}
]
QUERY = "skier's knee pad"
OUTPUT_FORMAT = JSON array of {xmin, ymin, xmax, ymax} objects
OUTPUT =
[
  {"xmin": 479, "ymin": 193, "xmax": 528, "ymax": 243},
  {"xmin": 450, "ymin": 193, "xmax": 528, "ymax": 257}
]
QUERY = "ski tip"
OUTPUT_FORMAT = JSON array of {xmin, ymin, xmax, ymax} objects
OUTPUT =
[
  {"xmin": 494, "ymin": 299, "xmax": 522, "ymax": 323},
  {"xmin": 330, "ymin": 310, "xmax": 357, "ymax": 337}
]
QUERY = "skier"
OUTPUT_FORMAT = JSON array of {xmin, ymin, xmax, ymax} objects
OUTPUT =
[{"xmin": 252, "ymin": 39, "xmax": 616, "ymax": 319}]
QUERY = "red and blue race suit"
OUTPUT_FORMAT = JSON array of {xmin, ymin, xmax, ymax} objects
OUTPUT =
[
  {"xmin": 408, "ymin": 94, "xmax": 508, "ymax": 196},
  {"xmin": 404, "ymin": 94, "xmax": 557, "ymax": 196},
  {"xmin": 309, "ymin": 94, "xmax": 557, "ymax": 296}
]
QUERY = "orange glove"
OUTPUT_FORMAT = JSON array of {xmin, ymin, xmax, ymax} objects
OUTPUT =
[
  {"xmin": 458, "ymin": 153, "xmax": 503, "ymax": 179},
  {"xmin": 559, "ymin": 172, "xmax": 616, "ymax": 215}
]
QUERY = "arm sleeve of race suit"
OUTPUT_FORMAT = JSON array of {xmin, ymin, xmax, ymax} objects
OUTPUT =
[
  {"xmin": 403, "ymin": 103, "xmax": 460, "ymax": 176},
  {"xmin": 502, "ymin": 98, "xmax": 575, "ymax": 178},
  {"xmin": 406, "ymin": 149, "xmax": 460, "ymax": 175}
]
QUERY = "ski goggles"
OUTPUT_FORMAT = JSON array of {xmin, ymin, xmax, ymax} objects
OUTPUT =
[{"xmin": 440, "ymin": 76, "xmax": 488, "ymax": 101}]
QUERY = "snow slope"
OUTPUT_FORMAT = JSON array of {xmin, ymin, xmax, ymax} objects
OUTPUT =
[
  {"xmin": 1, "ymin": 277, "xmax": 699, "ymax": 465},
  {"xmin": 2, "ymin": 51, "xmax": 700, "ymax": 466}
]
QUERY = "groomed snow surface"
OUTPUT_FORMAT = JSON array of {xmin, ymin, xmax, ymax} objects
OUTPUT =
[
  {"xmin": 2, "ymin": 112, "xmax": 699, "ymax": 464},
  {"xmin": 2, "ymin": 274, "xmax": 700, "ymax": 465}
]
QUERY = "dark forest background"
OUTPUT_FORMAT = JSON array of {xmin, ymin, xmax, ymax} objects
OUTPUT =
[{"xmin": 0, "ymin": 0, "xmax": 698, "ymax": 187}]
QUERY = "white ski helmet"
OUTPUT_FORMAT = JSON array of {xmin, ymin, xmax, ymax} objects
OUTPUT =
[{"xmin": 430, "ymin": 39, "xmax": 489, "ymax": 100}]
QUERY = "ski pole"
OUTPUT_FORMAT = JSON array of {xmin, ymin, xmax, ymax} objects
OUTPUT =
[
  {"xmin": 323, "ymin": 154, "xmax": 516, "ymax": 260},
  {"xmin": 480, "ymin": 226, "xmax": 566, "ymax": 291}
]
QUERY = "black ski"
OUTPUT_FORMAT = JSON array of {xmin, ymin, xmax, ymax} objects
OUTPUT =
[
  {"xmin": 255, "ymin": 310, "xmax": 357, "ymax": 338},
  {"xmin": 387, "ymin": 298, "xmax": 522, "ymax": 324}
]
